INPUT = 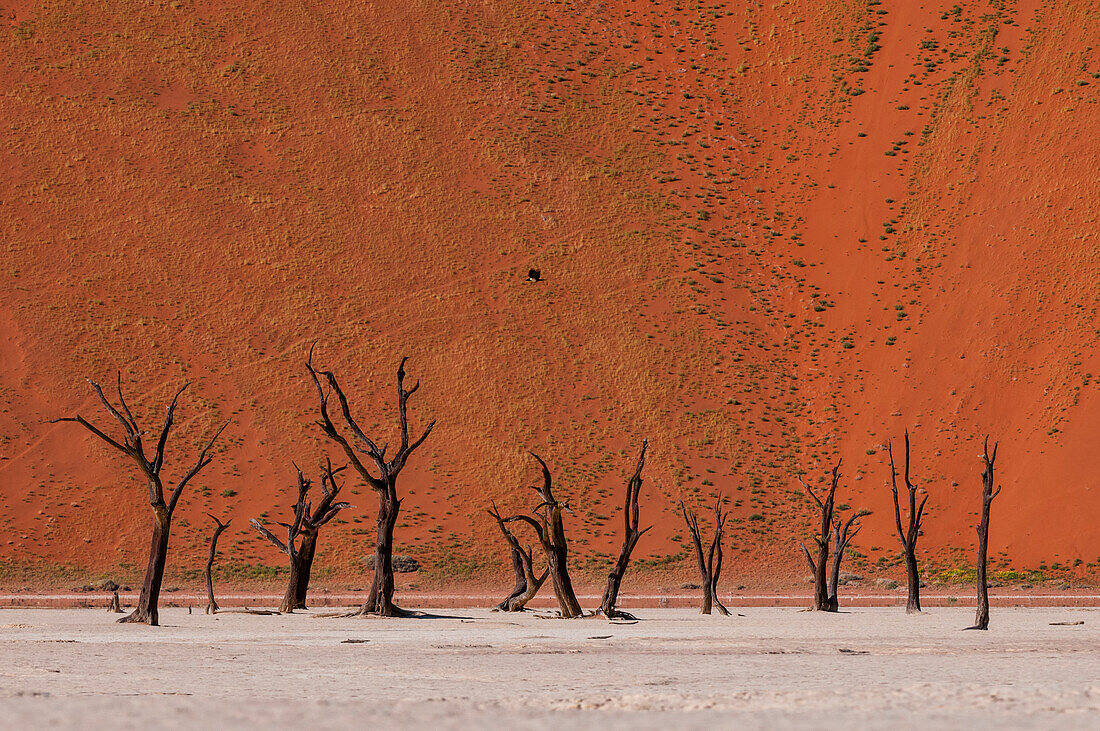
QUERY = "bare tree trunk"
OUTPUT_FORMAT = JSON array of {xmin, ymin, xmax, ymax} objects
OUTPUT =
[
  {"xmin": 489, "ymin": 502, "xmax": 548, "ymax": 612},
  {"xmin": 800, "ymin": 462, "xmax": 841, "ymax": 612},
  {"xmin": 681, "ymin": 499, "xmax": 729, "ymax": 615},
  {"xmin": 307, "ymin": 350, "xmax": 432, "ymax": 619},
  {"xmin": 903, "ymin": 548, "xmax": 921, "ymax": 613},
  {"xmin": 53, "ymin": 376, "xmax": 227, "ymax": 627},
  {"xmin": 505, "ymin": 567, "xmax": 548, "ymax": 611},
  {"xmin": 709, "ymin": 531, "xmax": 731, "ymax": 616},
  {"xmin": 362, "ymin": 488, "xmax": 405, "ymax": 616},
  {"xmin": 253, "ymin": 462, "xmax": 352, "ymax": 615},
  {"xmin": 204, "ymin": 514, "xmax": 230, "ymax": 615},
  {"xmin": 545, "ymin": 537, "xmax": 583, "ymax": 618},
  {"xmin": 499, "ymin": 454, "xmax": 583, "ymax": 618},
  {"xmin": 888, "ymin": 431, "xmax": 929, "ymax": 614},
  {"xmin": 278, "ymin": 556, "xmax": 302, "ymax": 614},
  {"xmin": 107, "ymin": 590, "xmax": 122, "ymax": 613},
  {"xmin": 598, "ymin": 440, "xmax": 649, "ymax": 619},
  {"xmin": 827, "ymin": 512, "xmax": 865, "ymax": 611},
  {"xmin": 293, "ymin": 529, "xmax": 318, "ymax": 610},
  {"xmin": 500, "ymin": 545, "xmax": 528, "ymax": 608},
  {"xmin": 119, "ymin": 508, "xmax": 171, "ymax": 625},
  {"xmin": 968, "ymin": 437, "xmax": 1001, "ymax": 630}
]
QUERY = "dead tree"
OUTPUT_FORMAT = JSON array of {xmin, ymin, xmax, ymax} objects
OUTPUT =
[
  {"xmin": 967, "ymin": 437, "xmax": 1001, "ymax": 630},
  {"xmin": 306, "ymin": 347, "xmax": 434, "ymax": 617},
  {"xmin": 52, "ymin": 375, "xmax": 227, "ymax": 626},
  {"xmin": 204, "ymin": 514, "xmax": 231, "ymax": 614},
  {"xmin": 488, "ymin": 502, "xmax": 548, "ymax": 611},
  {"xmin": 825, "ymin": 510, "xmax": 867, "ymax": 609},
  {"xmin": 888, "ymin": 431, "xmax": 929, "ymax": 613},
  {"xmin": 680, "ymin": 498, "xmax": 730, "ymax": 615},
  {"xmin": 500, "ymin": 454, "xmax": 584, "ymax": 618},
  {"xmin": 251, "ymin": 462, "xmax": 351, "ymax": 613},
  {"xmin": 799, "ymin": 461, "xmax": 842, "ymax": 612},
  {"xmin": 597, "ymin": 440, "xmax": 650, "ymax": 619}
]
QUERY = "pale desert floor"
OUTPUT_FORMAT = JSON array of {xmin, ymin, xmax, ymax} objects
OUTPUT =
[{"xmin": 1, "ymin": 606, "xmax": 1098, "ymax": 729}]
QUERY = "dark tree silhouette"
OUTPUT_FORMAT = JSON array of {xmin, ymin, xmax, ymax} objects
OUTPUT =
[
  {"xmin": 824, "ymin": 510, "xmax": 867, "ymax": 609},
  {"xmin": 888, "ymin": 431, "xmax": 929, "ymax": 613},
  {"xmin": 799, "ymin": 461, "xmax": 842, "ymax": 612},
  {"xmin": 252, "ymin": 462, "xmax": 351, "ymax": 613},
  {"xmin": 967, "ymin": 437, "xmax": 1001, "ymax": 630},
  {"xmin": 680, "ymin": 498, "xmax": 730, "ymax": 615},
  {"xmin": 598, "ymin": 440, "xmax": 650, "ymax": 619},
  {"xmin": 488, "ymin": 502, "xmax": 548, "ymax": 611},
  {"xmin": 499, "ymin": 454, "xmax": 584, "ymax": 618},
  {"xmin": 306, "ymin": 347, "xmax": 434, "ymax": 617},
  {"xmin": 52, "ymin": 375, "xmax": 227, "ymax": 626},
  {"xmin": 204, "ymin": 514, "xmax": 231, "ymax": 614}
]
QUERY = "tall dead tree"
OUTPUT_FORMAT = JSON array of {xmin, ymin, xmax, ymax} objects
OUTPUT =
[
  {"xmin": 204, "ymin": 514, "xmax": 231, "ymax": 615},
  {"xmin": 888, "ymin": 431, "xmax": 928, "ymax": 613},
  {"xmin": 598, "ymin": 440, "xmax": 650, "ymax": 619},
  {"xmin": 680, "ymin": 498, "xmax": 730, "ymax": 615},
  {"xmin": 307, "ymin": 348, "xmax": 434, "ymax": 617},
  {"xmin": 488, "ymin": 502, "xmax": 548, "ymax": 611},
  {"xmin": 967, "ymin": 437, "xmax": 1001, "ymax": 630},
  {"xmin": 52, "ymin": 375, "xmax": 227, "ymax": 626},
  {"xmin": 252, "ymin": 462, "xmax": 351, "ymax": 613},
  {"xmin": 500, "ymin": 454, "xmax": 584, "ymax": 618},
  {"xmin": 799, "ymin": 461, "xmax": 841, "ymax": 612}
]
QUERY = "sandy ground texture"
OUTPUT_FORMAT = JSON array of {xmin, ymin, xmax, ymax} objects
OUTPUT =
[{"xmin": 1, "ymin": 607, "xmax": 1098, "ymax": 730}]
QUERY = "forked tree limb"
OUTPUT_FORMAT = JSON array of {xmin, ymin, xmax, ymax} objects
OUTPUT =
[
  {"xmin": 798, "ymin": 461, "xmax": 841, "ymax": 612},
  {"xmin": 52, "ymin": 375, "xmax": 227, "ymax": 626},
  {"xmin": 680, "ymin": 498, "xmax": 729, "ymax": 615},
  {"xmin": 500, "ymin": 454, "xmax": 583, "ymax": 618},
  {"xmin": 252, "ymin": 463, "xmax": 353, "ymax": 613},
  {"xmin": 204, "ymin": 514, "xmax": 231, "ymax": 614},
  {"xmin": 306, "ymin": 345, "xmax": 431, "ymax": 617},
  {"xmin": 827, "ymin": 509, "xmax": 868, "ymax": 610},
  {"xmin": 598, "ymin": 440, "xmax": 651, "ymax": 619},
  {"xmin": 489, "ymin": 502, "xmax": 548, "ymax": 611},
  {"xmin": 888, "ymin": 430, "xmax": 929, "ymax": 613}
]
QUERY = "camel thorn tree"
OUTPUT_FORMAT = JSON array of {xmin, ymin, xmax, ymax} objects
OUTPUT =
[
  {"xmin": 306, "ymin": 346, "xmax": 434, "ymax": 617},
  {"xmin": 597, "ymin": 439, "xmax": 650, "ymax": 620},
  {"xmin": 488, "ymin": 501, "xmax": 548, "ymax": 611},
  {"xmin": 680, "ymin": 497, "xmax": 730, "ymax": 616},
  {"xmin": 799, "ymin": 461, "xmax": 842, "ymax": 612},
  {"xmin": 52, "ymin": 374, "xmax": 228, "ymax": 626},
  {"xmin": 499, "ymin": 453, "xmax": 584, "ymax": 618},
  {"xmin": 888, "ymin": 431, "xmax": 929, "ymax": 613},
  {"xmin": 966, "ymin": 437, "xmax": 1001, "ymax": 631},
  {"xmin": 204, "ymin": 513, "xmax": 231, "ymax": 614},
  {"xmin": 823, "ymin": 509, "xmax": 868, "ymax": 610},
  {"xmin": 252, "ymin": 461, "xmax": 352, "ymax": 613}
]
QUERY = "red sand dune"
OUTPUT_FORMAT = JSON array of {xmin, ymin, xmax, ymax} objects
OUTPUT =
[{"xmin": 0, "ymin": 0, "xmax": 1096, "ymax": 592}]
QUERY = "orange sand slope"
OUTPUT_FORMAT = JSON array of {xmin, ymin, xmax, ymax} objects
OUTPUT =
[{"xmin": 0, "ymin": 1, "xmax": 1096, "ymax": 588}]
